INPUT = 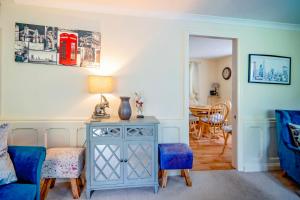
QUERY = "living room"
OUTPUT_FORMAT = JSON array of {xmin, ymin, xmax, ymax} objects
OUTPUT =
[{"xmin": 0, "ymin": 0, "xmax": 300, "ymax": 199}]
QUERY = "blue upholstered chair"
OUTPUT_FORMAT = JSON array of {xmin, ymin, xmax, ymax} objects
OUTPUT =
[
  {"xmin": 0, "ymin": 146, "xmax": 46, "ymax": 200},
  {"xmin": 158, "ymin": 143, "xmax": 193, "ymax": 187},
  {"xmin": 275, "ymin": 110, "xmax": 300, "ymax": 183}
]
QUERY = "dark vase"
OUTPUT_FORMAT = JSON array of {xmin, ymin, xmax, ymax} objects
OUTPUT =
[{"xmin": 118, "ymin": 97, "xmax": 132, "ymax": 120}]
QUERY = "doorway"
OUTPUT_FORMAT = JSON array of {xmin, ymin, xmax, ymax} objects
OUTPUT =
[{"xmin": 186, "ymin": 35, "xmax": 238, "ymax": 171}]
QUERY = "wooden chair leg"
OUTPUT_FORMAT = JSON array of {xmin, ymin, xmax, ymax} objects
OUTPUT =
[
  {"xmin": 180, "ymin": 170, "xmax": 185, "ymax": 177},
  {"xmin": 222, "ymin": 131, "xmax": 226, "ymax": 142},
  {"xmin": 158, "ymin": 170, "xmax": 162, "ymax": 179},
  {"xmin": 224, "ymin": 132, "xmax": 230, "ymax": 146},
  {"xmin": 182, "ymin": 169, "xmax": 192, "ymax": 187},
  {"xmin": 49, "ymin": 178, "xmax": 56, "ymax": 189},
  {"xmin": 40, "ymin": 178, "xmax": 52, "ymax": 200},
  {"xmin": 281, "ymin": 170, "xmax": 287, "ymax": 177},
  {"xmin": 194, "ymin": 123, "xmax": 202, "ymax": 139},
  {"xmin": 70, "ymin": 178, "xmax": 81, "ymax": 199},
  {"xmin": 80, "ymin": 173, "xmax": 86, "ymax": 187},
  {"xmin": 76, "ymin": 178, "xmax": 82, "ymax": 188},
  {"xmin": 220, "ymin": 132, "xmax": 230, "ymax": 155},
  {"xmin": 160, "ymin": 170, "xmax": 168, "ymax": 188}
]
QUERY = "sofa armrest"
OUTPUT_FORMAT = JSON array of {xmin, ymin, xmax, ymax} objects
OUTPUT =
[
  {"xmin": 286, "ymin": 143, "xmax": 300, "ymax": 154},
  {"xmin": 8, "ymin": 146, "xmax": 46, "ymax": 184}
]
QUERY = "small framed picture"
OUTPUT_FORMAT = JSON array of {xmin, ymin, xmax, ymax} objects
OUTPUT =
[{"xmin": 248, "ymin": 54, "xmax": 291, "ymax": 85}]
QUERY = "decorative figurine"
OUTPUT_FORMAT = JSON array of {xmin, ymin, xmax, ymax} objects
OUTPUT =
[
  {"xmin": 92, "ymin": 95, "xmax": 110, "ymax": 119},
  {"xmin": 134, "ymin": 92, "xmax": 144, "ymax": 118}
]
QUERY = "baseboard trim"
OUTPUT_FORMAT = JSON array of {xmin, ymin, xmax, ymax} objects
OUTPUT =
[{"xmin": 243, "ymin": 162, "xmax": 280, "ymax": 172}]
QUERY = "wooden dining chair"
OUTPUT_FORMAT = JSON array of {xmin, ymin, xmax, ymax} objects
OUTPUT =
[
  {"xmin": 221, "ymin": 124, "xmax": 232, "ymax": 154},
  {"xmin": 220, "ymin": 100, "xmax": 232, "ymax": 154},
  {"xmin": 198, "ymin": 103, "xmax": 229, "ymax": 139},
  {"xmin": 189, "ymin": 114, "xmax": 199, "ymax": 139}
]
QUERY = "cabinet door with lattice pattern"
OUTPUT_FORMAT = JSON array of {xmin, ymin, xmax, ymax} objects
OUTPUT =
[
  {"xmin": 91, "ymin": 141, "xmax": 123, "ymax": 185},
  {"xmin": 124, "ymin": 141, "xmax": 154, "ymax": 183}
]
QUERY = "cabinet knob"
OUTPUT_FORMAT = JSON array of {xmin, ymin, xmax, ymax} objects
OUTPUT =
[
  {"xmin": 124, "ymin": 159, "xmax": 128, "ymax": 163},
  {"xmin": 120, "ymin": 159, "xmax": 124, "ymax": 162}
]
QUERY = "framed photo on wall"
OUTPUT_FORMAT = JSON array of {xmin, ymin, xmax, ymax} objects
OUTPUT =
[{"xmin": 248, "ymin": 54, "xmax": 291, "ymax": 85}]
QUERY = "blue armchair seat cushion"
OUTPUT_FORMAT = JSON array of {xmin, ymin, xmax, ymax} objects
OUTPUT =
[
  {"xmin": 276, "ymin": 110, "xmax": 300, "ymax": 184},
  {"xmin": 0, "ymin": 183, "xmax": 36, "ymax": 200},
  {"xmin": 158, "ymin": 143, "xmax": 193, "ymax": 170}
]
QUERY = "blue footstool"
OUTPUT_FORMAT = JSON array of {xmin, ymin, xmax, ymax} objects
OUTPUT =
[{"xmin": 158, "ymin": 143, "xmax": 193, "ymax": 187}]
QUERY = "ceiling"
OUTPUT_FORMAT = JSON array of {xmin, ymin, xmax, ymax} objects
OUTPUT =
[
  {"xmin": 14, "ymin": 0, "xmax": 300, "ymax": 24},
  {"xmin": 189, "ymin": 37, "xmax": 232, "ymax": 59}
]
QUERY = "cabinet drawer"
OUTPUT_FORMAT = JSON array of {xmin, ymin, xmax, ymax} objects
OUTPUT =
[
  {"xmin": 125, "ymin": 126, "xmax": 154, "ymax": 139},
  {"xmin": 90, "ymin": 126, "xmax": 122, "ymax": 139}
]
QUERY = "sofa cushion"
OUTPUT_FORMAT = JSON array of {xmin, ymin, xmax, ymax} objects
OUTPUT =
[
  {"xmin": 0, "ymin": 124, "xmax": 17, "ymax": 186},
  {"xmin": 289, "ymin": 123, "xmax": 300, "ymax": 147},
  {"xmin": 0, "ymin": 183, "xmax": 36, "ymax": 200}
]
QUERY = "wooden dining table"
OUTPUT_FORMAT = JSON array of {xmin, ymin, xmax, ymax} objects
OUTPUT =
[
  {"xmin": 189, "ymin": 105, "xmax": 211, "ymax": 118},
  {"xmin": 189, "ymin": 105, "xmax": 223, "ymax": 139}
]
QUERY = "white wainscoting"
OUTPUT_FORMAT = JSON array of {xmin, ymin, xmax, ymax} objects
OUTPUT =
[
  {"xmin": 6, "ymin": 121, "xmax": 86, "ymax": 147},
  {"xmin": 3, "ymin": 118, "xmax": 187, "ymax": 147},
  {"xmin": 241, "ymin": 118, "xmax": 279, "ymax": 172},
  {"xmin": 158, "ymin": 119, "xmax": 188, "ymax": 144},
  {"xmin": 3, "ymin": 118, "xmax": 278, "ymax": 172}
]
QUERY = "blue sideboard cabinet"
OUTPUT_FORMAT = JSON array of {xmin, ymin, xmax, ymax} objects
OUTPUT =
[{"xmin": 85, "ymin": 116, "xmax": 160, "ymax": 198}]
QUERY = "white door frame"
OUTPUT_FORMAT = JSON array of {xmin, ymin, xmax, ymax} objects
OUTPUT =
[{"xmin": 183, "ymin": 32, "xmax": 241, "ymax": 170}]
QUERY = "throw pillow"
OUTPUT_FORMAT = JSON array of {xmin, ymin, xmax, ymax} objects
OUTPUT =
[
  {"xmin": 288, "ymin": 123, "xmax": 300, "ymax": 147},
  {"xmin": 0, "ymin": 123, "xmax": 17, "ymax": 185}
]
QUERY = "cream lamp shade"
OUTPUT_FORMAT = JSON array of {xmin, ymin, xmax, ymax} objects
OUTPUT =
[{"xmin": 88, "ymin": 75, "xmax": 113, "ymax": 94}]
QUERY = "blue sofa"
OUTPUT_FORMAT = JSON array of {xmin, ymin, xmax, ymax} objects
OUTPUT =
[
  {"xmin": 275, "ymin": 110, "xmax": 300, "ymax": 184},
  {"xmin": 0, "ymin": 146, "xmax": 46, "ymax": 200}
]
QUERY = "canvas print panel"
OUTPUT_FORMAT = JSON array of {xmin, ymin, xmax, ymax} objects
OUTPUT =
[{"xmin": 15, "ymin": 22, "xmax": 101, "ymax": 68}]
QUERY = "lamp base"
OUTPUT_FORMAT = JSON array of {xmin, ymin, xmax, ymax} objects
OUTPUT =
[
  {"xmin": 92, "ymin": 113, "xmax": 110, "ymax": 121},
  {"xmin": 92, "ymin": 94, "xmax": 110, "ymax": 120}
]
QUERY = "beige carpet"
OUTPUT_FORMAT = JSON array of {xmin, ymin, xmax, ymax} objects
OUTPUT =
[{"xmin": 47, "ymin": 170, "xmax": 299, "ymax": 200}]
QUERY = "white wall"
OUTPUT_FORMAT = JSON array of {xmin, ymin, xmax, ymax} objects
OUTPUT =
[
  {"xmin": 216, "ymin": 56, "xmax": 232, "ymax": 102},
  {"xmin": 189, "ymin": 59, "xmax": 219, "ymax": 105},
  {"xmin": 190, "ymin": 56, "xmax": 232, "ymax": 106},
  {"xmin": 1, "ymin": 0, "xmax": 300, "ymax": 171}
]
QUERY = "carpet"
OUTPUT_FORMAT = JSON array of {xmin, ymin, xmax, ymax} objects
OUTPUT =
[{"xmin": 47, "ymin": 170, "xmax": 299, "ymax": 200}]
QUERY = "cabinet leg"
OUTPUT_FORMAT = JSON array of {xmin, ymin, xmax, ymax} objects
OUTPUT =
[
  {"xmin": 154, "ymin": 184, "xmax": 159, "ymax": 193},
  {"xmin": 86, "ymin": 188, "xmax": 91, "ymax": 199}
]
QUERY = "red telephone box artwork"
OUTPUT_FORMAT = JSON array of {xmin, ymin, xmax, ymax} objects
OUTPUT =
[
  {"xmin": 15, "ymin": 22, "xmax": 101, "ymax": 67},
  {"xmin": 59, "ymin": 32, "xmax": 78, "ymax": 66}
]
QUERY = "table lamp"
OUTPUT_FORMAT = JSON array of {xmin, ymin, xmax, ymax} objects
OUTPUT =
[{"xmin": 88, "ymin": 75, "xmax": 113, "ymax": 119}]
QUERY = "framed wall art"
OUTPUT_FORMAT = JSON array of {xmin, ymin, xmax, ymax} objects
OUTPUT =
[
  {"xmin": 15, "ymin": 22, "xmax": 101, "ymax": 68},
  {"xmin": 248, "ymin": 54, "xmax": 291, "ymax": 85}
]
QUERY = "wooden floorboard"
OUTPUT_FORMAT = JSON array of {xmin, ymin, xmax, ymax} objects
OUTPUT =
[{"xmin": 190, "ymin": 131, "xmax": 234, "ymax": 171}]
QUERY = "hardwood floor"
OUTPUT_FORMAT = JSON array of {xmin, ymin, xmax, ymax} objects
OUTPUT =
[{"xmin": 190, "ymin": 131, "xmax": 234, "ymax": 171}]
